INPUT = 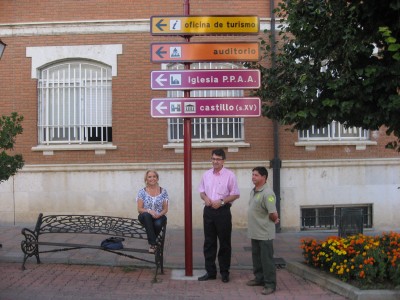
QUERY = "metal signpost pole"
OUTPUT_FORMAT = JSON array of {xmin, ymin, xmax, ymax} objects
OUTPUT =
[
  {"xmin": 183, "ymin": 0, "xmax": 193, "ymax": 277},
  {"xmin": 150, "ymin": 4, "xmax": 260, "ymax": 277}
]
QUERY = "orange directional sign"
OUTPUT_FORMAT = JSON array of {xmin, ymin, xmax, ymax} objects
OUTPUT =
[
  {"xmin": 151, "ymin": 15, "xmax": 259, "ymax": 35},
  {"xmin": 151, "ymin": 42, "xmax": 259, "ymax": 63}
]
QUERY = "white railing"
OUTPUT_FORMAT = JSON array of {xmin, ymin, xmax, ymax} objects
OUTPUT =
[
  {"xmin": 298, "ymin": 121, "xmax": 369, "ymax": 141},
  {"xmin": 38, "ymin": 61, "xmax": 112, "ymax": 145},
  {"xmin": 167, "ymin": 62, "xmax": 245, "ymax": 143},
  {"xmin": 168, "ymin": 117, "xmax": 243, "ymax": 142}
]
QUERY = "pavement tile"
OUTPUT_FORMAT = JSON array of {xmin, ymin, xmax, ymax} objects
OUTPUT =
[{"xmin": 0, "ymin": 225, "xmax": 351, "ymax": 299}]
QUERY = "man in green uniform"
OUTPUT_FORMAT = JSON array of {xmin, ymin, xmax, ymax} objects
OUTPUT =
[{"xmin": 246, "ymin": 166, "xmax": 280, "ymax": 295}]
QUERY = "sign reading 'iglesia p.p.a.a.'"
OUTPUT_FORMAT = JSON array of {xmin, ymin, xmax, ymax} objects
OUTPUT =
[{"xmin": 151, "ymin": 15, "xmax": 259, "ymax": 35}]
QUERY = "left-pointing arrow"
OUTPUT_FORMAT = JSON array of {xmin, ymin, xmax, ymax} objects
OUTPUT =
[
  {"xmin": 155, "ymin": 74, "xmax": 167, "ymax": 86},
  {"xmin": 156, "ymin": 47, "xmax": 167, "ymax": 58},
  {"xmin": 156, "ymin": 102, "xmax": 167, "ymax": 114},
  {"xmin": 156, "ymin": 19, "xmax": 167, "ymax": 31}
]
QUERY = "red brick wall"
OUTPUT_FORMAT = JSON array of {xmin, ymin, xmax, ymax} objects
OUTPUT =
[
  {"xmin": 0, "ymin": 1, "xmax": 271, "ymax": 23},
  {"xmin": 0, "ymin": 0, "xmax": 398, "ymax": 166}
]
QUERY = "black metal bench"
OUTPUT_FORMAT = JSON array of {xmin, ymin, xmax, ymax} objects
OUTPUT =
[{"xmin": 21, "ymin": 213, "xmax": 167, "ymax": 281}]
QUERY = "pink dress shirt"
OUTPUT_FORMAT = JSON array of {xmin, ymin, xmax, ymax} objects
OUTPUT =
[{"xmin": 198, "ymin": 167, "xmax": 240, "ymax": 203}]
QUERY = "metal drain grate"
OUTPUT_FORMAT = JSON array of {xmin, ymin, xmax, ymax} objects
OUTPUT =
[{"xmin": 274, "ymin": 257, "xmax": 286, "ymax": 268}]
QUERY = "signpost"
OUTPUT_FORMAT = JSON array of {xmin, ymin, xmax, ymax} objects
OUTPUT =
[
  {"xmin": 151, "ymin": 15, "xmax": 259, "ymax": 35},
  {"xmin": 150, "ymin": 7, "xmax": 261, "ymax": 277},
  {"xmin": 151, "ymin": 97, "xmax": 261, "ymax": 118},
  {"xmin": 151, "ymin": 42, "xmax": 259, "ymax": 62},
  {"xmin": 151, "ymin": 69, "xmax": 260, "ymax": 90}
]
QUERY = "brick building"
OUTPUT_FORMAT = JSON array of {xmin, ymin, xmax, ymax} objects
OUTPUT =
[{"xmin": 0, "ymin": 0, "xmax": 399, "ymax": 231}]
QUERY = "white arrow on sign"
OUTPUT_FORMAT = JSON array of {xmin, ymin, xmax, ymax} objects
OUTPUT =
[
  {"xmin": 155, "ymin": 74, "xmax": 168, "ymax": 86},
  {"xmin": 156, "ymin": 101, "xmax": 168, "ymax": 114}
]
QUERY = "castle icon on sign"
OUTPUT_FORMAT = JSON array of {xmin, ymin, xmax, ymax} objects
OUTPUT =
[{"xmin": 170, "ymin": 102, "xmax": 182, "ymax": 114}]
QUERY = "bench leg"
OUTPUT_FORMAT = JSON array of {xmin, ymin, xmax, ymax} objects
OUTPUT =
[
  {"xmin": 21, "ymin": 238, "xmax": 41, "ymax": 270},
  {"xmin": 160, "ymin": 255, "xmax": 164, "ymax": 274}
]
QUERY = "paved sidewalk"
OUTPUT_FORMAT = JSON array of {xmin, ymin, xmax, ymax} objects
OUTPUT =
[{"xmin": 0, "ymin": 225, "xmax": 348, "ymax": 299}]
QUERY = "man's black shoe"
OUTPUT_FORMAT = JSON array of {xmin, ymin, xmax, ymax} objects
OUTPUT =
[
  {"xmin": 198, "ymin": 273, "xmax": 217, "ymax": 281},
  {"xmin": 221, "ymin": 273, "xmax": 229, "ymax": 283}
]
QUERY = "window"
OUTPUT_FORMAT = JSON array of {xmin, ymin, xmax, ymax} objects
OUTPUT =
[
  {"xmin": 38, "ymin": 61, "xmax": 112, "ymax": 145},
  {"xmin": 298, "ymin": 121, "xmax": 369, "ymax": 141},
  {"xmin": 300, "ymin": 205, "xmax": 373, "ymax": 231},
  {"xmin": 296, "ymin": 121, "xmax": 376, "ymax": 150},
  {"xmin": 292, "ymin": 56, "xmax": 376, "ymax": 150},
  {"xmin": 167, "ymin": 62, "xmax": 244, "ymax": 144}
]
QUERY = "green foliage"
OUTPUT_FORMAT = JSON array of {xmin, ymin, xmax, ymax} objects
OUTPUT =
[
  {"xmin": 379, "ymin": 26, "xmax": 400, "ymax": 61},
  {"xmin": 247, "ymin": 0, "xmax": 400, "ymax": 151},
  {"xmin": 0, "ymin": 112, "xmax": 25, "ymax": 183}
]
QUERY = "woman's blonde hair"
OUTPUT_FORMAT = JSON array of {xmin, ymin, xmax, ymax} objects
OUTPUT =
[{"xmin": 144, "ymin": 170, "xmax": 159, "ymax": 183}]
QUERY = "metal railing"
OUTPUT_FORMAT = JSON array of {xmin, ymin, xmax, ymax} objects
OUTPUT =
[
  {"xmin": 300, "ymin": 211, "xmax": 372, "ymax": 232},
  {"xmin": 298, "ymin": 121, "xmax": 369, "ymax": 141}
]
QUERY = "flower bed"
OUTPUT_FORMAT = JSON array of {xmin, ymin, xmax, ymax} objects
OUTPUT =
[{"xmin": 300, "ymin": 232, "xmax": 400, "ymax": 289}]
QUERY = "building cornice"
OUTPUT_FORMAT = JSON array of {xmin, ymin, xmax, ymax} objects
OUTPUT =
[
  {"xmin": 0, "ymin": 18, "xmax": 274, "ymax": 37},
  {"xmin": 16, "ymin": 158, "xmax": 400, "ymax": 173}
]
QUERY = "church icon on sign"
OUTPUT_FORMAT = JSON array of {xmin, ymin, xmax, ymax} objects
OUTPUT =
[{"xmin": 170, "ymin": 74, "xmax": 182, "ymax": 86}]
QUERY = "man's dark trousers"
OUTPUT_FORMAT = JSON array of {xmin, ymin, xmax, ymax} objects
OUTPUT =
[{"xmin": 202, "ymin": 205, "xmax": 232, "ymax": 276}]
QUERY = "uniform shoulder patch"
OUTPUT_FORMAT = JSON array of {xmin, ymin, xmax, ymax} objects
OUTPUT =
[{"xmin": 268, "ymin": 195, "xmax": 275, "ymax": 202}]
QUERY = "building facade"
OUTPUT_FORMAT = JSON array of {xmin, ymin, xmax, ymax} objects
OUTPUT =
[{"xmin": 0, "ymin": 0, "xmax": 399, "ymax": 231}]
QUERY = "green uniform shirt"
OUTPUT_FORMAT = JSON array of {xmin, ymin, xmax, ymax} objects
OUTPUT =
[{"xmin": 247, "ymin": 182, "xmax": 277, "ymax": 240}]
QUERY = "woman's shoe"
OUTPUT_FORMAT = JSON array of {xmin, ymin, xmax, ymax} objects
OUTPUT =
[{"xmin": 148, "ymin": 245, "xmax": 156, "ymax": 253}]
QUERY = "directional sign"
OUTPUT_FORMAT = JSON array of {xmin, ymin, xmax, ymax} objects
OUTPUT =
[
  {"xmin": 151, "ymin": 42, "xmax": 259, "ymax": 63},
  {"xmin": 151, "ymin": 97, "xmax": 261, "ymax": 118},
  {"xmin": 151, "ymin": 15, "xmax": 259, "ymax": 35},
  {"xmin": 151, "ymin": 69, "xmax": 260, "ymax": 90}
]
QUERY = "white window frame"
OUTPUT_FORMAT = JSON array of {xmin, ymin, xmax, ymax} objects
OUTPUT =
[
  {"xmin": 296, "ymin": 121, "xmax": 377, "ymax": 151},
  {"xmin": 27, "ymin": 45, "xmax": 121, "ymax": 155},
  {"xmin": 163, "ymin": 62, "xmax": 250, "ymax": 153},
  {"xmin": 37, "ymin": 61, "xmax": 112, "ymax": 146}
]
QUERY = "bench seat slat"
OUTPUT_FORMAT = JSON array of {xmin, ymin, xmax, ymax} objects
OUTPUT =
[{"xmin": 29, "ymin": 241, "xmax": 150, "ymax": 253}]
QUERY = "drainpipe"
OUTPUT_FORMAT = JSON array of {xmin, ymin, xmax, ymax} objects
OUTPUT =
[{"xmin": 269, "ymin": 0, "xmax": 282, "ymax": 232}]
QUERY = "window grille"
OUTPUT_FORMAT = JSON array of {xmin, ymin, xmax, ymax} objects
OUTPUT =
[
  {"xmin": 298, "ymin": 121, "xmax": 369, "ymax": 141},
  {"xmin": 167, "ymin": 63, "xmax": 244, "ymax": 143},
  {"xmin": 300, "ymin": 205, "xmax": 373, "ymax": 231},
  {"xmin": 38, "ymin": 61, "xmax": 112, "ymax": 145}
]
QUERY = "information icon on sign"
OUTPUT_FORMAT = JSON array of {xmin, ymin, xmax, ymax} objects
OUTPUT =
[{"xmin": 170, "ymin": 20, "xmax": 181, "ymax": 31}]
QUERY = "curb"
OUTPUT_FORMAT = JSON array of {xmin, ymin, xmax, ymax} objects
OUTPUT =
[{"xmin": 287, "ymin": 261, "xmax": 400, "ymax": 300}]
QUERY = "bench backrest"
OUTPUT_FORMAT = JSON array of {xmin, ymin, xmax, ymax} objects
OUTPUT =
[{"xmin": 34, "ymin": 213, "xmax": 166, "ymax": 241}]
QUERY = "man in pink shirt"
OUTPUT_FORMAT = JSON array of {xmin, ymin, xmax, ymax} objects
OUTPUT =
[{"xmin": 198, "ymin": 148, "xmax": 240, "ymax": 283}]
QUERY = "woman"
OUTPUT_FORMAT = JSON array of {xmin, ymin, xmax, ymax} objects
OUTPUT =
[{"xmin": 136, "ymin": 170, "xmax": 169, "ymax": 253}]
